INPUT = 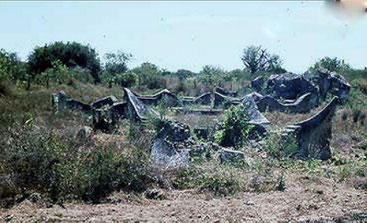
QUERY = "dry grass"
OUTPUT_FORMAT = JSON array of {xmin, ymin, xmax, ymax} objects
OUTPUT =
[{"xmin": 169, "ymin": 113, "xmax": 224, "ymax": 129}]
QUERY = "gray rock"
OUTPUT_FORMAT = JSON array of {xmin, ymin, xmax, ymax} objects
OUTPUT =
[
  {"xmin": 28, "ymin": 193, "xmax": 42, "ymax": 203},
  {"xmin": 220, "ymin": 149, "xmax": 253, "ymax": 165},
  {"xmin": 251, "ymin": 76, "xmax": 265, "ymax": 92},
  {"xmin": 76, "ymin": 126, "xmax": 93, "ymax": 140},
  {"xmin": 151, "ymin": 120, "xmax": 193, "ymax": 168},
  {"xmin": 310, "ymin": 68, "xmax": 351, "ymax": 103},
  {"xmin": 266, "ymin": 72, "xmax": 319, "ymax": 108}
]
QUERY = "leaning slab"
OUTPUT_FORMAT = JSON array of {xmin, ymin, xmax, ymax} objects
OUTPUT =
[
  {"xmin": 214, "ymin": 92, "xmax": 241, "ymax": 108},
  {"xmin": 284, "ymin": 96, "xmax": 340, "ymax": 160},
  {"xmin": 242, "ymin": 95, "xmax": 270, "ymax": 139},
  {"xmin": 123, "ymin": 88, "xmax": 153, "ymax": 122}
]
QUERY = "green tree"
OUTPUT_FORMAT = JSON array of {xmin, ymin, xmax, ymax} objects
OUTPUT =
[
  {"xmin": 310, "ymin": 57, "xmax": 351, "ymax": 73},
  {"xmin": 0, "ymin": 49, "xmax": 27, "ymax": 83},
  {"xmin": 102, "ymin": 51, "xmax": 132, "ymax": 87},
  {"xmin": 28, "ymin": 41, "xmax": 101, "ymax": 84},
  {"xmin": 241, "ymin": 45, "xmax": 285, "ymax": 74},
  {"xmin": 115, "ymin": 70, "xmax": 138, "ymax": 87},
  {"xmin": 199, "ymin": 65, "xmax": 226, "ymax": 86},
  {"xmin": 37, "ymin": 60, "xmax": 69, "ymax": 88},
  {"xmin": 132, "ymin": 62, "xmax": 166, "ymax": 89}
]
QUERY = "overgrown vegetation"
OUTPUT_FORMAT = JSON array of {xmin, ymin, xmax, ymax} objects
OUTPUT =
[
  {"xmin": 214, "ymin": 104, "xmax": 252, "ymax": 148},
  {"xmin": 1, "ymin": 41, "xmax": 367, "ymax": 208}
]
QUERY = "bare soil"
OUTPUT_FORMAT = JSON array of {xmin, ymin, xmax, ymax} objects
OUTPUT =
[{"xmin": 1, "ymin": 174, "xmax": 367, "ymax": 222}]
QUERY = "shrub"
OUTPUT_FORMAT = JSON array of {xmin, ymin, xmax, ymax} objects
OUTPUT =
[
  {"xmin": 28, "ymin": 41, "xmax": 101, "ymax": 83},
  {"xmin": 132, "ymin": 62, "xmax": 167, "ymax": 89},
  {"xmin": 115, "ymin": 71, "xmax": 138, "ymax": 87},
  {"xmin": 0, "ymin": 126, "xmax": 152, "ymax": 204},
  {"xmin": 173, "ymin": 163, "xmax": 241, "ymax": 197},
  {"xmin": 214, "ymin": 104, "xmax": 252, "ymax": 148},
  {"xmin": 36, "ymin": 60, "xmax": 69, "ymax": 88},
  {"xmin": 264, "ymin": 132, "xmax": 298, "ymax": 159}
]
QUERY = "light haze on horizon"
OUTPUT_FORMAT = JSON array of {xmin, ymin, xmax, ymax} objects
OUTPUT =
[{"xmin": 0, "ymin": 1, "xmax": 366, "ymax": 73}]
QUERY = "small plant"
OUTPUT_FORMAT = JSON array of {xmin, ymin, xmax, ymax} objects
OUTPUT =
[
  {"xmin": 304, "ymin": 159, "xmax": 322, "ymax": 175},
  {"xmin": 264, "ymin": 132, "xmax": 298, "ymax": 159},
  {"xmin": 214, "ymin": 104, "xmax": 252, "ymax": 148}
]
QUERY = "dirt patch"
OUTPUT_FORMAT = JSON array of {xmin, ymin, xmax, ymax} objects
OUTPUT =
[{"xmin": 1, "ymin": 174, "xmax": 366, "ymax": 222}]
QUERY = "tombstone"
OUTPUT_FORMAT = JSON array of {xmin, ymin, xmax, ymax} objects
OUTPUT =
[
  {"xmin": 283, "ymin": 96, "xmax": 340, "ymax": 160},
  {"xmin": 123, "ymin": 88, "xmax": 153, "ymax": 122}
]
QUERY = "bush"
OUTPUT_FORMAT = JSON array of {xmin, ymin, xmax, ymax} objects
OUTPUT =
[
  {"xmin": 173, "ymin": 163, "xmax": 241, "ymax": 197},
  {"xmin": 36, "ymin": 60, "xmax": 69, "ymax": 88},
  {"xmin": 28, "ymin": 41, "xmax": 101, "ymax": 83},
  {"xmin": 0, "ymin": 126, "xmax": 152, "ymax": 204},
  {"xmin": 132, "ymin": 62, "xmax": 167, "ymax": 89},
  {"xmin": 214, "ymin": 104, "xmax": 252, "ymax": 148},
  {"xmin": 115, "ymin": 71, "xmax": 138, "ymax": 87},
  {"xmin": 0, "ymin": 49, "xmax": 27, "ymax": 87}
]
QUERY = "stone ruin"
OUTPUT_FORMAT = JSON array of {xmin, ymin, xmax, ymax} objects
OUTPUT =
[
  {"xmin": 150, "ymin": 120, "xmax": 194, "ymax": 167},
  {"xmin": 283, "ymin": 96, "xmax": 340, "ymax": 160},
  {"xmin": 51, "ymin": 68, "xmax": 350, "ymax": 163}
]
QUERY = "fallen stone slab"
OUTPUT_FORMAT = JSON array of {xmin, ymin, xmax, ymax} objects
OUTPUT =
[
  {"xmin": 220, "ymin": 149, "xmax": 253, "ymax": 165},
  {"xmin": 220, "ymin": 148, "xmax": 245, "ymax": 163},
  {"xmin": 51, "ymin": 91, "xmax": 92, "ymax": 113}
]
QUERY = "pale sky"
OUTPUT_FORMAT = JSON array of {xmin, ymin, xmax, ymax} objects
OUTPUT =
[{"xmin": 0, "ymin": 1, "xmax": 366, "ymax": 73}]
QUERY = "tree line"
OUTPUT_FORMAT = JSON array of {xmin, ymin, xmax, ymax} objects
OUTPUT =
[{"xmin": 0, "ymin": 41, "xmax": 365, "ymax": 95}]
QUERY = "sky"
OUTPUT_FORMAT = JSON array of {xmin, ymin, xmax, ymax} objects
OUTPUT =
[{"xmin": 0, "ymin": 1, "xmax": 366, "ymax": 73}]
